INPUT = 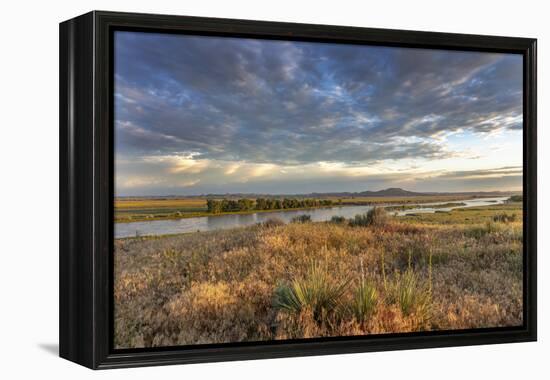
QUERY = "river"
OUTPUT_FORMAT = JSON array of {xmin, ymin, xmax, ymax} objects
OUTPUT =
[{"xmin": 114, "ymin": 197, "xmax": 507, "ymax": 238}]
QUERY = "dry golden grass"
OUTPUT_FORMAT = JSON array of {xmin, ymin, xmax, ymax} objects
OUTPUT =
[
  {"xmin": 114, "ymin": 204, "xmax": 523, "ymax": 348},
  {"xmin": 114, "ymin": 198, "xmax": 208, "ymax": 222},
  {"xmin": 115, "ymin": 198, "xmax": 206, "ymax": 209}
]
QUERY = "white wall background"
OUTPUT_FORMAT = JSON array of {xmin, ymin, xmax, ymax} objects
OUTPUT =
[{"xmin": 0, "ymin": 0, "xmax": 547, "ymax": 377}]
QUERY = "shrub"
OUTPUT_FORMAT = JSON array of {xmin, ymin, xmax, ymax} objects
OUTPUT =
[
  {"xmin": 493, "ymin": 212, "xmax": 517, "ymax": 223},
  {"xmin": 349, "ymin": 213, "xmax": 369, "ymax": 227},
  {"xmin": 467, "ymin": 221, "xmax": 502, "ymax": 238},
  {"xmin": 330, "ymin": 216, "xmax": 346, "ymax": 224},
  {"xmin": 507, "ymin": 195, "xmax": 523, "ymax": 203},
  {"xmin": 485, "ymin": 220, "xmax": 501, "ymax": 234},
  {"xmin": 350, "ymin": 207, "xmax": 390, "ymax": 227},
  {"xmin": 291, "ymin": 214, "xmax": 312, "ymax": 223},
  {"xmin": 274, "ymin": 263, "xmax": 349, "ymax": 322},
  {"xmin": 350, "ymin": 279, "xmax": 378, "ymax": 323},
  {"xmin": 261, "ymin": 218, "xmax": 285, "ymax": 228}
]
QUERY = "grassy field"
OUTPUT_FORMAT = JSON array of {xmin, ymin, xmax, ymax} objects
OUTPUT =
[
  {"xmin": 384, "ymin": 202, "xmax": 467, "ymax": 212},
  {"xmin": 114, "ymin": 195, "xmax": 492, "ymax": 223},
  {"xmin": 335, "ymin": 195, "xmax": 480, "ymax": 205},
  {"xmin": 114, "ymin": 202, "xmax": 523, "ymax": 348},
  {"xmin": 115, "ymin": 198, "xmax": 208, "ymax": 222}
]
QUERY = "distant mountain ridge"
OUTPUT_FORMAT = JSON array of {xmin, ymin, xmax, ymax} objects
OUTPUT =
[
  {"xmin": 312, "ymin": 187, "xmax": 423, "ymax": 197},
  {"xmin": 117, "ymin": 187, "xmax": 520, "ymax": 199}
]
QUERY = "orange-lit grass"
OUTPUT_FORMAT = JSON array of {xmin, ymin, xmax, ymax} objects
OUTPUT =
[{"xmin": 114, "ymin": 205, "xmax": 523, "ymax": 348}]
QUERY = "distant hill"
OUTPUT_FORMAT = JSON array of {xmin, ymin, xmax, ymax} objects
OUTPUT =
[
  {"xmin": 331, "ymin": 187, "xmax": 423, "ymax": 197},
  {"xmin": 117, "ymin": 188, "xmax": 520, "ymax": 200},
  {"xmin": 306, "ymin": 187, "xmax": 518, "ymax": 198}
]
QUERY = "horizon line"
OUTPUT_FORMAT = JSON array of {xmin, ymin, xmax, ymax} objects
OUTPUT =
[{"xmin": 115, "ymin": 187, "xmax": 522, "ymax": 198}]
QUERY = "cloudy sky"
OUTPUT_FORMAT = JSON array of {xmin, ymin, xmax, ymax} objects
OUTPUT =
[{"xmin": 114, "ymin": 31, "xmax": 523, "ymax": 196}]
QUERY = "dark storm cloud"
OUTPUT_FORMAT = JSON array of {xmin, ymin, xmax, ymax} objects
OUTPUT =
[{"xmin": 114, "ymin": 31, "xmax": 523, "ymax": 165}]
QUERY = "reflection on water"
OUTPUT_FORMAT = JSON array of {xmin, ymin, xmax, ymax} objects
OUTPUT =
[{"xmin": 115, "ymin": 197, "xmax": 507, "ymax": 238}]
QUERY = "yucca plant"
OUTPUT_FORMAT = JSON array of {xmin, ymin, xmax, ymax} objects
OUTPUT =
[
  {"xmin": 274, "ymin": 263, "xmax": 349, "ymax": 322},
  {"xmin": 395, "ymin": 270, "xmax": 418, "ymax": 315},
  {"xmin": 351, "ymin": 279, "xmax": 378, "ymax": 323},
  {"xmin": 388, "ymin": 269, "xmax": 431, "ymax": 318}
]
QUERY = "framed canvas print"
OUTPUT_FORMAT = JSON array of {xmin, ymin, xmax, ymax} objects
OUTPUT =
[{"xmin": 59, "ymin": 11, "xmax": 537, "ymax": 369}]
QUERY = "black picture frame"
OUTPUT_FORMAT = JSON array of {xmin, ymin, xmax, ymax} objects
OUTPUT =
[{"xmin": 59, "ymin": 10, "xmax": 537, "ymax": 369}]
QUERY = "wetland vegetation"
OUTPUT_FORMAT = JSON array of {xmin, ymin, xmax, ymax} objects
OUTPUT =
[
  {"xmin": 114, "ymin": 200, "xmax": 523, "ymax": 348},
  {"xmin": 114, "ymin": 194, "xmax": 502, "ymax": 223}
]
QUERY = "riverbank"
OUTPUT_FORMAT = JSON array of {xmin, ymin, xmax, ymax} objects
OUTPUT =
[
  {"xmin": 114, "ymin": 197, "xmax": 508, "ymax": 238},
  {"xmin": 115, "ymin": 204, "xmax": 337, "ymax": 223},
  {"xmin": 114, "ymin": 202, "xmax": 523, "ymax": 348},
  {"xmin": 115, "ymin": 195, "xmax": 503, "ymax": 223},
  {"xmin": 384, "ymin": 202, "xmax": 467, "ymax": 212}
]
